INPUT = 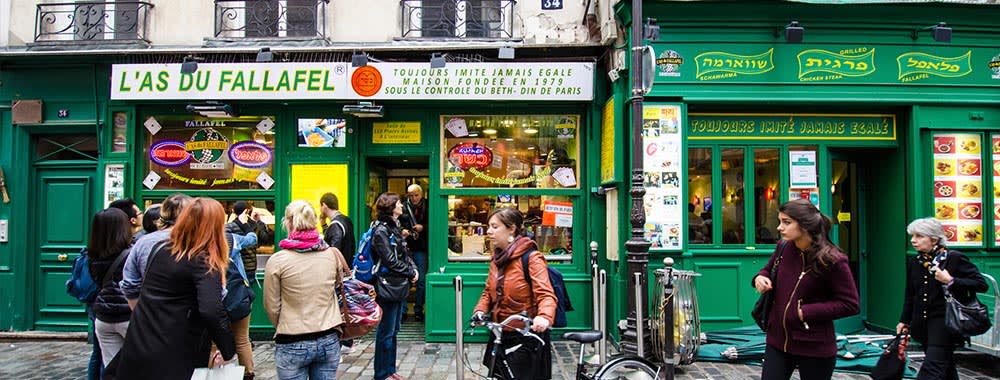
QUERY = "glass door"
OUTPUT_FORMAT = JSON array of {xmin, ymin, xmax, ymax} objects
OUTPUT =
[{"xmin": 829, "ymin": 150, "xmax": 865, "ymax": 332}]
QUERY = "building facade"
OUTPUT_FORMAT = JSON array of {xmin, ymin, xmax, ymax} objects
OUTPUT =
[{"xmin": 0, "ymin": 0, "xmax": 626, "ymax": 340}]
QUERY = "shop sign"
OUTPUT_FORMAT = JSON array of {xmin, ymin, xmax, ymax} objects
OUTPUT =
[
  {"xmin": 149, "ymin": 140, "xmax": 191, "ymax": 167},
  {"xmin": 448, "ymin": 143, "xmax": 494, "ymax": 170},
  {"xmin": 600, "ymin": 97, "xmax": 618, "ymax": 184},
  {"xmin": 228, "ymin": 141, "xmax": 273, "ymax": 168},
  {"xmin": 112, "ymin": 62, "xmax": 595, "ymax": 101},
  {"xmin": 651, "ymin": 43, "xmax": 1000, "ymax": 86},
  {"xmin": 790, "ymin": 151, "xmax": 818, "ymax": 188},
  {"xmin": 372, "ymin": 121, "xmax": 421, "ymax": 144},
  {"xmin": 688, "ymin": 113, "xmax": 896, "ymax": 141},
  {"xmin": 541, "ymin": 200, "xmax": 573, "ymax": 227}
]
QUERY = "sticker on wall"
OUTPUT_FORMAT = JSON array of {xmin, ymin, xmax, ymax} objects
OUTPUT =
[
  {"xmin": 990, "ymin": 54, "xmax": 1000, "ymax": 80},
  {"xmin": 256, "ymin": 171, "xmax": 275, "ymax": 190},
  {"xmin": 445, "ymin": 118, "xmax": 469, "ymax": 137},
  {"xmin": 142, "ymin": 171, "xmax": 162, "ymax": 189},
  {"xmin": 144, "ymin": 116, "xmax": 162, "ymax": 135},
  {"xmin": 656, "ymin": 50, "xmax": 684, "ymax": 78},
  {"xmin": 257, "ymin": 117, "xmax": 275, "ymax": 133}
]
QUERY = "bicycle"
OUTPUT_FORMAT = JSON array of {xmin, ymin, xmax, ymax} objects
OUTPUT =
[{"xmin": 467, "ymin": 313, "xmax": 662, "ymax": 380}]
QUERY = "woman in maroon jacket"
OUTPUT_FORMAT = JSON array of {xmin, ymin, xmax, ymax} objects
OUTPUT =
[{"xmin": 753, "ymin": 199, "xmax": 860, "ymax": 380}]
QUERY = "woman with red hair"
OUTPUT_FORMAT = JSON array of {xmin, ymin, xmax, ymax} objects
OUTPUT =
[{"xmin": 110, "ymin": 197, "xmax": 237, "ymax": 380}]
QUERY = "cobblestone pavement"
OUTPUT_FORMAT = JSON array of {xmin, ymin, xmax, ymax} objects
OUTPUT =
[{"xmin": 2, "ymin": 338, "xmax": 998, "ymax": 380}]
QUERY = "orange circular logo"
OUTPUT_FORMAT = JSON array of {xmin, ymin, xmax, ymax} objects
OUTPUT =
[{"xmin": 351, "ymin": 66, "xmax": 382, "ymax": 97}]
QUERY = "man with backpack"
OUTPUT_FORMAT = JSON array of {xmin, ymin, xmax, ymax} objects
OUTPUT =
[{"xmin": 320, "ymin": 192, "xmax": 358, "ymax": 355}]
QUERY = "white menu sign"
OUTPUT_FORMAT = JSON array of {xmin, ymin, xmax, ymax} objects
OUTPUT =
[
  {"xmin": 641, "ymin": 104, "xmax": 684, "ymax": 250},
  {"xmin": 789, "ymin": 151, "xmax": 818, "ymax": 188}
]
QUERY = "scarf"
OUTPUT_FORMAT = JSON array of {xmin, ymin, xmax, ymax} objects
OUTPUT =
[
  {"xmin": 492, "ymin": 236, "xmax": 536, "ymax": 270},
  {"xmin": 279, "ymin": 230, "xmax": 329, "ymax": 252}
]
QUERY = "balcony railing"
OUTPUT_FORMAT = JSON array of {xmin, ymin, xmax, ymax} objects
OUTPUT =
[
  {"xmin": 400, "ymin": 0, "xmax": 515, "ymax": 39},
  {"xmin": 215, "ymin": 0, "xmax": 330, "ymax": 39},
  {"xmin": 35, "ymin": 1, "xmax": 153, "ymax": 43}
]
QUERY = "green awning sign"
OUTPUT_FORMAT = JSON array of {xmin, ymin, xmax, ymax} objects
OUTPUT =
[
  {"xmin": 797, "ymin": 48, "xmax": 876, "ymax": 81},
  {"xmin": 897, "ymin": 51, "xmax": 973, "ymax": 82},
  {"xmin": 688, "ymin": 113, "xmax": 896, "ymax": 140},
  {"xmin": 695, "ymin": 48, "xmax": 774, "ymax": 80}
]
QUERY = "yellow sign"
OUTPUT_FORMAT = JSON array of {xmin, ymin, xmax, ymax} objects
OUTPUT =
[
  {"xmin": 838, "ymin": 212, "xmax": 852, "ymax": 223},
  {"xmin": 601, "ymin": 97, "xmax": 616, "ymax": 184},
  {"xmin": 372, "ymin": 121, "xmax": 421, "ymax": 144},
  {"xmin": 290, "ymin": 164, "xmax": 350, "ymax": 229}
]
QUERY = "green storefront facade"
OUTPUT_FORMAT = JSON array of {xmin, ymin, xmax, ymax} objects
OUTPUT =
[
  {"xmin": 0, "ymin": 51, "xmax": 624, "ymax": 340},
  {"xmin": 614, "ymin": 0, "xmax": 1000, "ymax": 334}
]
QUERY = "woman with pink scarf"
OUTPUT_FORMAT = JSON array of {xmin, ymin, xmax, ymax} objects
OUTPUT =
[{"xmin": 264, "ymin": 200, "xmax": 350, "ymax": 380}]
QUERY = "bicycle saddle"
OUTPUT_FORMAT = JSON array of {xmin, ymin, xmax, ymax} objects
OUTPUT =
[{"xmin": 562, "ymin": 330, "xmax": 603, "ymax": 344}]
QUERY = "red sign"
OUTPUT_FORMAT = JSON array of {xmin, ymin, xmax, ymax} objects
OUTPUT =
[
  {"xmin": 149, "ymin": 140, "xmax": 190, "ymax": 167},
  {"xmin": 448, "ymin": 143, "xmax": 493, "ymax": 170},
  {"xmin": 228, "ymin": 141, "xmax": 273, "ymax": 168}
]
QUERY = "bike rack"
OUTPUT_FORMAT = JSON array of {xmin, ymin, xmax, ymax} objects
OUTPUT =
[
  {"xmin": 599, "ymin": 269, "xmax": 608, "ymax": 363},
  {"xmin": 634, "ymin": 271, "xmax": 646, "ymax": 358},
  {"xmin": 454, "ymin": 276, "xmax": 465, "ymax": 380}
]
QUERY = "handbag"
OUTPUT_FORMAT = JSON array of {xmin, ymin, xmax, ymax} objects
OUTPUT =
[
  {"xmin": 190, "ymin": 365, "xmax": 245, "ymax": 380},
  {"xmin": 339, "ymin": 277, "xmax": 383, "ymax": 340},
  {"xmin": 943, "ymin": 286, "xmax": 991, "ymax": 337},
  {"xmin": 870, "ymin": 333, "xmax": 908, "ymax": 380},
  {"xmin": 751, "ymin": 241, "xmax": 785, "ymax": 331},
  {"xmin": 374, "ymin": 273, "xmax": 411, "ymax": 303}
]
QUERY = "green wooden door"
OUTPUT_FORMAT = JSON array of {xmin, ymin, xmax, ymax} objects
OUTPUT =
[{"xmin": 28, "ymin": 121, "xmax": 100, "ymax": 332}]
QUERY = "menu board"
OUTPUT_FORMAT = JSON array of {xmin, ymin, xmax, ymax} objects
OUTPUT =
[
  {"xmin": 993, "ymin": 136, "xmax": 1000, "ymax": 244},
  {"xmin": 642, "ymin": 103, "xmax": 684, "ymax": 250},
  {"xmin": 933, "ymin": 133, "xmax": 983, "ymax": 246}
]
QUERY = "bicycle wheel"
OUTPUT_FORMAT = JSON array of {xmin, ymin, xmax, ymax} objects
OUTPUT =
[{"xmin": 593, "ymin": 356, "xmax": 661, "ymax": 380}]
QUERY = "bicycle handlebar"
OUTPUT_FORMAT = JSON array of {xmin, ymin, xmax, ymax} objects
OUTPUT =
[{"xmin": 469, "ymin": 313, "xmax": 545, "ymax": 347}]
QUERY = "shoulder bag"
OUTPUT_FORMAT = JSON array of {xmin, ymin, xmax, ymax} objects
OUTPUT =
[
  {"xmin": 751, "ymin": 240, "xmax": 785, "ymax": 331},
  {"xmin": 870, "ymin": 333, "xmax": 908, "ymax": 380},
  {"xmin": 943, "ymin": 286, "xmax": 991, "ymax": 337}
]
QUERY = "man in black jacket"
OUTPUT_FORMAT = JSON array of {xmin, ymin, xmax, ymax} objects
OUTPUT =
[
  {"xmin": 320, "ymin": 192, "xmax": 355, "ymax": 270},
  {"xmin": 400, "ymin": 184, "xmax": 428, "ymax": 322}
]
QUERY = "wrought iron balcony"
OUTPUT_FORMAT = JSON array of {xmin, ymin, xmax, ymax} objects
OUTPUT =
[
  {"xmin": 35, "ymin": 1, "xmax": 153, "ymax": 43},
  {"xmin": 215, "ymin": 0, "xmax": 330, "ymax": 39},
  {"xmin": 401, "ymin": 0, "xmax": 515, "ymax": 39}
]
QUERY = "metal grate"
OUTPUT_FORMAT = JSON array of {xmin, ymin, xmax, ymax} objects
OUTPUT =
[
  {"xmin": 35, "ymin": 1, "xmax": 153, "ymax": 43},
  {"xmin": 400, "ymin": 0, "xmax": 516, "ymax": 39},
  {"xmin": 215, "ymin": 0, "xmax": 330, "ymax": 39}
]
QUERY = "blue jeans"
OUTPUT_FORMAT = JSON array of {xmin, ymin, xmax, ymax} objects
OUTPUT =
[
  {"xmin": 275, "ymin": 332, "xmax": 341, "ymax": 380},
  {"xmin": 410, "ymin": 251, "xmax": 427, "ymax": 315},
  {"xmin": 374, "ymin": 299, "xmax": 405, "ymax": 380},
  {"xmin": 86, "ymin": 305, "xmax": 102, "ymax": 380}
]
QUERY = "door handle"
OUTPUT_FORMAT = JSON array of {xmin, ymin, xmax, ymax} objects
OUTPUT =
[{"xmin": 57, "ymin": 253, "xmax": 68, "ymax": 262}]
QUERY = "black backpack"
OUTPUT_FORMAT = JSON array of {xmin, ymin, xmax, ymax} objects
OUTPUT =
[{"xmin": 521, "ymin": 251, "xmax": 573, "ymax": 328}]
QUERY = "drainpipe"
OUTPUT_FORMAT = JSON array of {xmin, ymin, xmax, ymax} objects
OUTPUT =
[{"xmin": 621, "ymin": 0, "xmax": 652, "ymax": 360}]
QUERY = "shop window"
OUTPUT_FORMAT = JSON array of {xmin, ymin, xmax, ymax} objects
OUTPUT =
[
  {"xmin": 932, "ymin": 133, "xmax": 986, "ymax": 247},
  {"xmin": 441, "ymin": 115, "xmax": 579, "ymax": 189},
  {"xmin": 754, "ymin": 148, "xmax": 780, "ymax": 244},
  {"xmin": 688, "ymin": 148, "xmax": 712, "ymax": 244},
  {"xmin": 990, "ymin": 134, "xmax": 1000, "ymax": 246},
  {"xmin": 721, "ymin": 148, "xmax": 745, "ymax": 244},
  {"xmin": 141, "ymin": 115, "xmax": 276, "ymax": 191},
  {"xmin": 446, "ymin": 194, "xmax": 573, "ymax": 261}
]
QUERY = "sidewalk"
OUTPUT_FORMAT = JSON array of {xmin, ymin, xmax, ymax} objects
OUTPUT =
[{"xmin": 1, "ymin": 338, "xmax": 997, "ymax": 379}]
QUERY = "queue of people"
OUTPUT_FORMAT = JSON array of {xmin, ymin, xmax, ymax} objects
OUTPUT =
[{"xmin": 75, "ymin": 192, "xmax": 990, "ymax": 380}]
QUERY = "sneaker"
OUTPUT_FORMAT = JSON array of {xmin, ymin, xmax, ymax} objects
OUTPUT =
[{"xmin": 341, "ymin": 345, "xmax": 355, "ymax": 355}]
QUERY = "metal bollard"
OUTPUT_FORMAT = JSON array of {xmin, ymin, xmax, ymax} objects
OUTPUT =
[
  {"xmin": 454, "ymin": 276, "xmax": 464, "ymax": 380},
  {"xmin": 590, "ymin": 242, "xmax": 600, "ymax": 331},
  {"xmin": 664, "ymin": 258, "xmax": 675, "ymax": 380},
  {"xmin": 634, "ymin": 271, "xmax": 645, "ymax": 358},
  {"xmin": 599, "ymin": 269, "xmax": 608, "ymax": 363}
]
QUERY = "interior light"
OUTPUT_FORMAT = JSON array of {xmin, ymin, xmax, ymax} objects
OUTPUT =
[
  {"xmin": 483, "ymin": 128, "xmax": 498, "ymax": 135},
  {"xmin": 524, "ymin": 127, "xmax": 538, "ymax": 135}
]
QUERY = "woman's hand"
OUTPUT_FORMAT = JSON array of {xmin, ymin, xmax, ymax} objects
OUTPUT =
[
  {"xmin": 412, "ymin": 271, "xmax": 419, "ymax": 284},
  {"xmin": 754, "ymin": 275, "xmax": 772, "ymax": 294},
  {"xmin": 211, "ymin": 351, "xmax": 237, "ymax": 367},
  {"xmin": 933, "ymin": 267, "xmax": 953, "ymax": 284},
  {"xmin": 531, "ymin": 316, "xmax": 550, "ymax": 332},
  {"xmin": 237, "ymin": 210, "xmax": 249, "ymax": 224},
  {"xmin": 896, "ymin": 323, "xmax": 908, "ymax": 335}
]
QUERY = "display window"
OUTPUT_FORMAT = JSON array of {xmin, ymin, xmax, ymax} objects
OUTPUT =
[
  {"xmin": 440, "ymin": 115, "xmax": 580, "ymax": 189},
  {"xmin": 141, "ymin": 115, "xmax": 277, "ymax": 190},
  {"xmin": 446, "ymin": 194, "xmax": 574, "ymax": 262}
]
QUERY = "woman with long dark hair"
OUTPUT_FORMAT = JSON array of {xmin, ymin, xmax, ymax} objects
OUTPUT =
[
  {"xmin": 371, "ymin": 192, "xmax": 418, "ymax": 380},
  {"xmin": 898, "ymin": 217, "xmax": 987, "ymax": 380},
  {"xmin": 472, "ymin": 207, "xmax": 557, "ymax": 380},
  {"xmin": 87, "ymin": 208, "xmax": 133, "ymax": 366},
  {"xmin": 752, "ymin": 199, "xmax": 859, "ymax": 380},
  {"xmin": 112, "ymin": 197, "xmax": 236, "ymax": 380}
]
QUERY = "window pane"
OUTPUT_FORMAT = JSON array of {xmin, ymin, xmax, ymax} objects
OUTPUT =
[
  {"xmin": 688, "ymin": 148, "xmax": 712, "ymax": 244},
  {"xmin": 112, "ymin": 112, "xmax": 128, "ymax": 153},
  {"xmin": 441, "ymin": 115, "xmax": 580, "ymax": 189},
  {"xmin": 447, "ymin": 194, "xmax": 573, "ymax": 261},
  {"xmin": 754, "ymin": 148, "xmax": 780, "ymax": 244},
  {"xmin": 721, "ymin": 148, "xmax": 745, "ymax": 244}
]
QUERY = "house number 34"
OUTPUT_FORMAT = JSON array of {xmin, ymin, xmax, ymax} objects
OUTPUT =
[{"xmin": 542, "ymin": 0, "xmax": 562, "ymax": 10}]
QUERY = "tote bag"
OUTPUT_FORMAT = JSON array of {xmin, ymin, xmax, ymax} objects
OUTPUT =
[{"xmin": 190, "ymin": 365, "xmax": 245, "ymax": 380}]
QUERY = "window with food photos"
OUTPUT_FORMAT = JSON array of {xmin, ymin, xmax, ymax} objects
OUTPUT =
[
  {"xmin": 932, "ymin": 133, "xmax": 984, "ymax": 247},
  {"xmin": 992, "ymin": 134, "xmax": 1000, "ymax": 245},
  {"xmin": 441, "ymin": 115, "xmax": 579, "ymax": 189},
  {"xmin": 142, "ymin": 115, "xmax": 276, "ymax": 190}
]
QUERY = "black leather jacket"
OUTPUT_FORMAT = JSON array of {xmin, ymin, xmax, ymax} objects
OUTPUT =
[{"xmin": 372, "ymin": 218, "xmax": 416, "ymax": 279}]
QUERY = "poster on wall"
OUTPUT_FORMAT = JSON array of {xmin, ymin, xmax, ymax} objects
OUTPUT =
[
  {"xmin": 933, "ymin": 133, "xmax": 983, "ymax": 246},
  {"xmin": 297, "ymin": 119, "xmax": 347, "ymax": 148},
  {"xmin": 290, "ymin": 164, "xmax": 349, "ymax": 229},
  {"xmin": 143, "ymin": 116, "xmax": 276, "ymax": 190},
  {"xmin": 993, "ymin": 135, "xmax": 1000, "ymax": 244},
  {"xmin": 642, "ymin": 103, "xmax": 684, "ymax": 250},
  {"xmin": 103, "ymin": 164, "xmax": 125, "ymax": 208}
]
